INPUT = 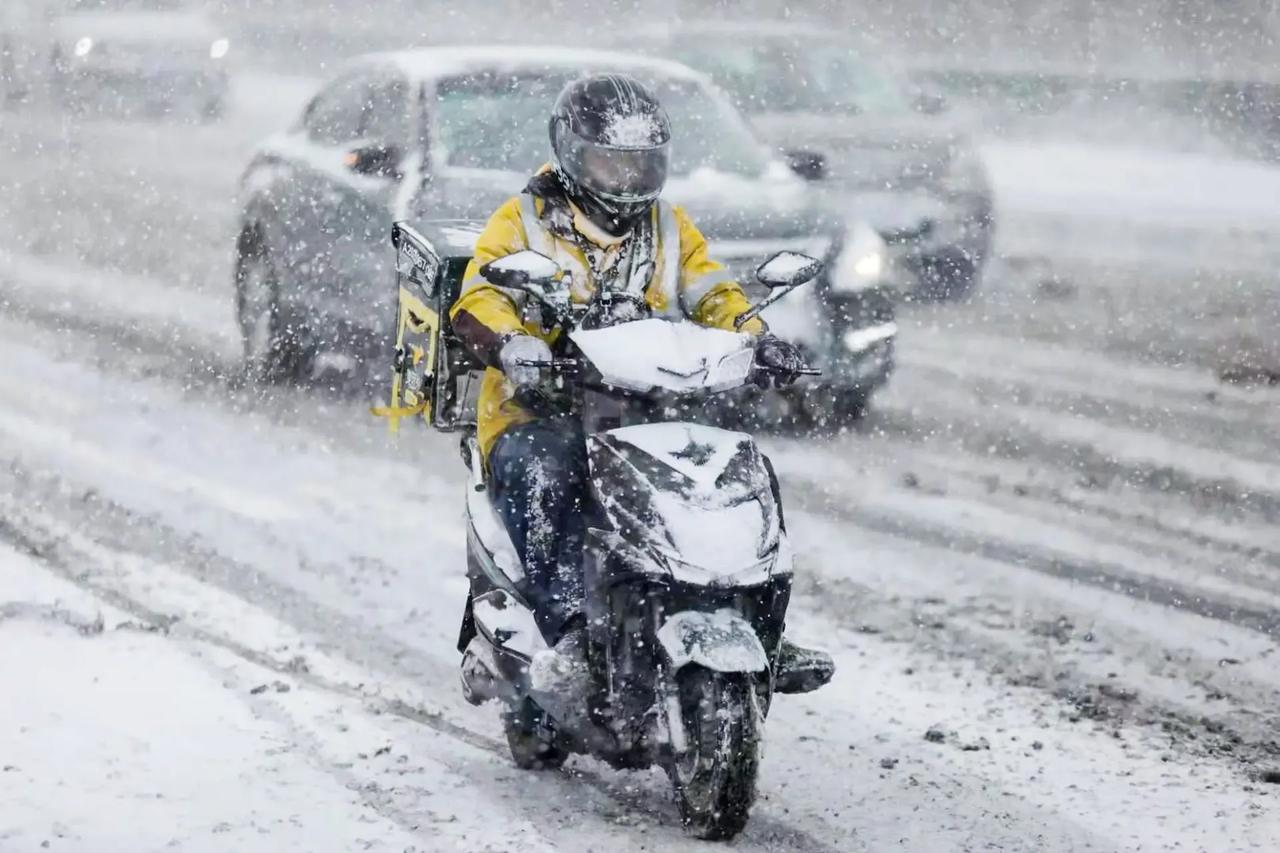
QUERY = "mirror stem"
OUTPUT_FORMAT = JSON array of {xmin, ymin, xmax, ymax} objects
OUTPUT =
[{"xmin": 734, "ymin": 285, "xmax": 797, "ymax": 330}]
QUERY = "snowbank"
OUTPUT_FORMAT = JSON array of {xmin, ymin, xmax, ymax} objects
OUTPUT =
[{"xmin": 0, "ymin": 545, "xmax": 416, "ymax": 852}]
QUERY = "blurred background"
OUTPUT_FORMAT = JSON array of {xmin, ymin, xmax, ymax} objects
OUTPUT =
[
  {"xmin": 2, "ymin": 0, "xmax": 1277, "ymax": 383},
  {"xmin": 2, "ymin": 7, "xmax": 1279, "ymax": 846}
]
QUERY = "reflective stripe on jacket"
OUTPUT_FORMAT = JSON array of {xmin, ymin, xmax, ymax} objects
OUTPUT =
[{"xmin": 451, "ymin": 186, "xmax": 764, "ymax": 460}]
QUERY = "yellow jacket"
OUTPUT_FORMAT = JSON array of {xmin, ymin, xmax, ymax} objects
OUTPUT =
[{"xmin": 451, "ymin": 186, "xmax": 764, "ymax": 459}]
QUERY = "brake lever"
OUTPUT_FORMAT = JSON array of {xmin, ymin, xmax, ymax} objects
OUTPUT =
[{"xmin": 514, "ymin": 357, "xmax": 580, "ymax": 373}]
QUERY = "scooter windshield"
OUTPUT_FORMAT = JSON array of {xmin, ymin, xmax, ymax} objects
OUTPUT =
[{"xmin": 570, "ymin": 318, "xmax": 754, "ymax": 394}]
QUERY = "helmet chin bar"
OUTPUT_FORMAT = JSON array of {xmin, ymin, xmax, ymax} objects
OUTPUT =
[{"xmin": 575, "ymin": 186, "xmax": 654, "ymax": 237}]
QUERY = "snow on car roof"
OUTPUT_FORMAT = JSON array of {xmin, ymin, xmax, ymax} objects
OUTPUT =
[
  {"xmin": 370, "ymin": 45, "xmax": 706, "ymax": 86},
  {"xmin": 633, "ymin": 19, "xmax": 835, "ymax": 42}
]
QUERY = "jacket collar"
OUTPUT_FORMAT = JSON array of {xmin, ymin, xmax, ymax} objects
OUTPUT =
[{"xmin": 525, "ymin": 165, "xmax": 633, "ymax": 249}]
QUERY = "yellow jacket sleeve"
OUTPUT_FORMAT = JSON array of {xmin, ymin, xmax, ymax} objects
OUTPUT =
[
  {"xmin": 672, "ymin": 205, "xmax": 766, "ymax": 334},
  {"xmin": 449, "ymin": 196, "xmax": 531, "ymax": 340}
]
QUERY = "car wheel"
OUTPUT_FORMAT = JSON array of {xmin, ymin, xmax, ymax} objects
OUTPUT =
[
  {"xmin": 912, "ymin": 250, "xmax": 982, "ymax": 302},
  {"xmin": 0, "ymin": 42, "xmax": 19, "ymax": 108},
  {"xmin": 200, "ymin": 95, "xmax": 224, "ymax": 122},
  {"xmin": 803, "ymin": 385, "xmax": 869, "ymax": 432},
  {"xmin": 235, "ymin": 230, "xmax": 312, "ymax": 385},
  {"xmin": 502, "ymin": 699, "xmax": 569, "ymax": 770},
  {"xmin": 830, "ymin": 386, "xmax": 870, "ymax": 423}
]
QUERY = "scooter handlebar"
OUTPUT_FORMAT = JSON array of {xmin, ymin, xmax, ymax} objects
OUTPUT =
[
  {"xmin": 753, "ymin": 362, "xmax": 822, "ymax": 377},
  {"xmin": 514, "ymin": 357, "xmax": 580, "ymax": 371}
]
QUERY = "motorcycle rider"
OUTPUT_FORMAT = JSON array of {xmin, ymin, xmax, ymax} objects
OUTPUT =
[{"xmin": 450, "ymin": 73, "xmax": 833, "ymax": 694}]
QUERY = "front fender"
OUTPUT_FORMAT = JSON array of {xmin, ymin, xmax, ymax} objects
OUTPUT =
[{"xmin": 656, "ymin": 609, "xmax": 768, "ymax": 673}]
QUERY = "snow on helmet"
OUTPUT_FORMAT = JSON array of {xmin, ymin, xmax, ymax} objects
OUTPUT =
[{"xmin": 549, "ymin": 74, "xmax": 672, "ymax": 236}]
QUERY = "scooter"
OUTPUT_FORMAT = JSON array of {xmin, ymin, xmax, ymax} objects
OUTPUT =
[{"xmin": 456, "ymin": 249, "xmax": 827, "ymax": 840}]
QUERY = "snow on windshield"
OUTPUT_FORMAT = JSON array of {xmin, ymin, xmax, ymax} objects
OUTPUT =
[
  {"xmin": 672, "ymin": 40, "xmax": 913, "ymax": 115},
  {"xmin": 433, "ymin": 72, "xmax": 769, "ymax": 177}
]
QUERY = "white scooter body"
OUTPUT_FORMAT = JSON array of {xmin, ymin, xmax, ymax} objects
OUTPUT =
[{"xmin": 463, "ymin": 320, "xmax": 792, "ymax": 685}]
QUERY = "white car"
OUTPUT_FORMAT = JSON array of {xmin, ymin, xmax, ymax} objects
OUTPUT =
[{"xmin": 235, "ymin": 47, "xmax": 896, "ymax": 422}]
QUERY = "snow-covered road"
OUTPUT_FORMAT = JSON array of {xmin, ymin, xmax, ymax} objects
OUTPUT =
[{"xmin": 1, "ymin": 71, "xmax": 1277, "ymax": 851}]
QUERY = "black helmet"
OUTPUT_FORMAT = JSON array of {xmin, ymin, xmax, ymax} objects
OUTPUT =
[{"xmin": 549, "ymin": 74, "xmax": 672, "ymax": 236}]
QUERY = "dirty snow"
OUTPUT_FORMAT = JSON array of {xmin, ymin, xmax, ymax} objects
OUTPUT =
[{"xmin": 1, "ymin": 10, "xmax": 1279, "ymax": 851}]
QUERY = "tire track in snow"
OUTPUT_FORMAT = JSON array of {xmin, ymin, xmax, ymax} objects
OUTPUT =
[
  {"xmin": 861, "ymin": 402, "xmax": 1280, "ymax": 525},
  {"xmin": 935, "ymin": 465, "xmax": 1280, "ymax": 578},
  {"xmin": 0, "ymin": 470, "xmax": 851, "ymax": 853},
  {"xmin": 784, "ymin": 472, "xmax": 1280, "ymax": 639},
  {"xmin": 901, "ymin": 360, "xmax": 1280, "ymax": 470}
]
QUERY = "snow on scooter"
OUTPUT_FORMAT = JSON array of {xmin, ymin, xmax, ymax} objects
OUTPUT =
[{"xmin": 454, "ymin": 248, "xmax": 829, "ymax": 839}]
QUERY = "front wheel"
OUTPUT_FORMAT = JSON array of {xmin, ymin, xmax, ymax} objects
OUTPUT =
[
  {"xmin": 234, "ymin": 231, "xmax": 312, "ymax": 385},
  {"xmin": 502, "ymin": 699, "xmax": 568, "ymax": 771},
  {"xmin": 911, "ymin": 249, "xmax": 983, "ymax": 302},
  {"xmin": 664, "ymin": 667, "xmax": 761, "ymax": 840}
]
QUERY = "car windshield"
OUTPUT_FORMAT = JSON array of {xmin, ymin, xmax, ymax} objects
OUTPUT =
[
  {"xmin": 432, "ymin": 70, "xmax": 771, "ymax": 178},
  {"xmin": 69, "ymin": 0, "xmax": 188, "ymax": 8},
  {"xmin": 674, "ymin": 41, "xmax": 912, "ymax": 115}
]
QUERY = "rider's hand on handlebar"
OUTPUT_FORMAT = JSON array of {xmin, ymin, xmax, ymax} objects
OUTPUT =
[
  {"xmin": 499, "ymin": 334, "xmax": 553, "ymax": 388},
  {"xmin": 754, "ymin": 334, "xmax": 806, "ymax": 388}
]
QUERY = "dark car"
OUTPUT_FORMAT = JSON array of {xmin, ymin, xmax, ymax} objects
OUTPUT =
[
  {"xmin": 632, "ymin": 22, "xmax": 995, "ymax": 299},
  {"xmin": 234, "ymin": 47, "xmax": 896, "ymax": 422}
]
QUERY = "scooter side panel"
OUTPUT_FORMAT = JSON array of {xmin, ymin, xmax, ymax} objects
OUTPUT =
[
  {"xmin": 472, "ymin": 588, "xmax": 548, "ymax": 659},
  {"xmin": 466, "ymin": 467, "xmax": 524, "ymax": 583}
]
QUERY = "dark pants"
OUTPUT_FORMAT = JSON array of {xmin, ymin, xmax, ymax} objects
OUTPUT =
[{"xmin": 488, "ymin": 420, "xmax": 590, "ymax": 641}]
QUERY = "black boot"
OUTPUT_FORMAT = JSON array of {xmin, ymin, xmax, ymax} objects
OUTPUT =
[{"xmin": 773, "ymin": 637, "xmax": 834, "ymax": 694}]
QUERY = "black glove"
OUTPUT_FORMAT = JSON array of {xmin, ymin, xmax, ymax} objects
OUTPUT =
[{"xmin": 754, "ymin": 334, "xmax": 806, "ymax": 387}]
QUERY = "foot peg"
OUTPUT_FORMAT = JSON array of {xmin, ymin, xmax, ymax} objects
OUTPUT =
[{"xmin": 460, "ymin": 637, "xmax": 502, "ymax": 706}]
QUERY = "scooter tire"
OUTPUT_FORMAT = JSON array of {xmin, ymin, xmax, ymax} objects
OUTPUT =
[
  {"xmin": 502, "ymin": 699, "xmax": 568, "ymax": 771},
  {"xmin": 665, "ymin": 666, "xmax": 760, "ymax": 840}
]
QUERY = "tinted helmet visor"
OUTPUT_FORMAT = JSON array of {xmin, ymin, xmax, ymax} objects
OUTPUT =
[{"xmin": 561, "ymin": 134, "xmax": 670, "ymax": 204}]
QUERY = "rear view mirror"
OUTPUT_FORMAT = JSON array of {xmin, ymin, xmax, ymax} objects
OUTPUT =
[
  {"xmin": 479, "ymin": 250, "xmax": 561, "ymax": 289},
  {"xmin": 736, "ymin": 252, "xmax": 824, "ymax": 329},
  {"xmin": 756, "ymin": 251, "xmax": 823, "ymax": 288},
  {"xmin": 783, "ymin": 148, "xmax": 826, "ymax": 181},
  {"xmin": 913, "ymin": 91, "xmax": 948, "ymax": 115},
  {"xmin": 344, "ymin": 143, "xmax": 403, "ymax": 179},
  {"xmin": 480, "ymin": 250, "xmax": 573, "ymax": 323}
]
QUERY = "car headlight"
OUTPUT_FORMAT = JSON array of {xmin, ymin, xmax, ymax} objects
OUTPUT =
[
  {"xmin": 210, "ymin": 38, "xmax": 230, "ymax": 59},
  {"xmin": 73, "ymin": 36, "xmax": 93, "ymax": 58},
  {"xmin": 830, "ymin": 220, "xmax": 887, "ymax": 293},
  {"xmin": 852, "ymin": 251, "xmax": 883, "ymax": 278}
]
